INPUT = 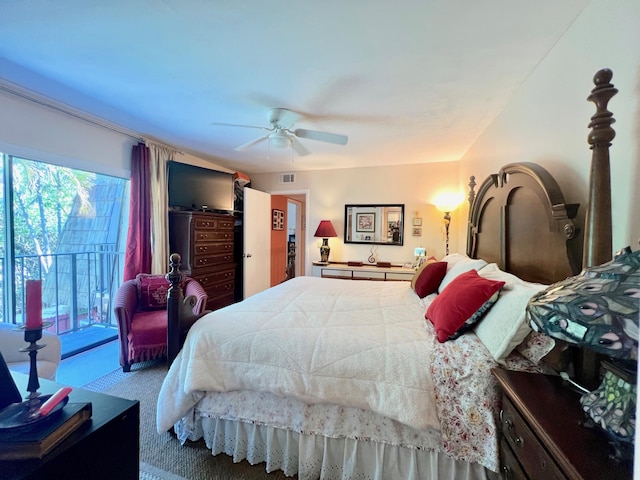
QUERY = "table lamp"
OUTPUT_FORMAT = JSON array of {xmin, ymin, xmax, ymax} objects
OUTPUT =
[
  {"xmin": 314, "ymin": 220, "xmax": 337, "ymax": 263},
  {"xmin": 526, "ymin": 246, "xmax": 639, "ymax": 461}
]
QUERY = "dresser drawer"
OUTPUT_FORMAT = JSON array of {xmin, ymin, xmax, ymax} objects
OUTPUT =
[
  {"xmin": 501, "ymin": 397, "xmax": 566, "ymax": 479},
  {"xmin": 194, "ymin": 230, "xmax": 234, "ymax": 242},
  {"xmin": 193, "ymin": 216, "xmax": 235, "ymax": 231},
  {"xmin": 193, "ymin": 250, "xmax": 233, "ymax": 268},
  {"xmin": 194, "ymin": 240, "xmax": 233, "ymax": 254},
  {"xmin": 499, "ymin": 437, "xmax": 527, "ymax": 480},
  {"xmin": 197, "ymin": 268, "xmax": 235, "ymax": 289},
  {"xmin": 207, "ymin": 292, "xmax": 235, "ymax": 311},
  {"xmin": 205, "ymin": 278, "xmax": 235, "ymax": 297}
]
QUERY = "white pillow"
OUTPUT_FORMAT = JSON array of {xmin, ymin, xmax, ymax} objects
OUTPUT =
[
  {"xmin": 437, "ymin": 253, "xmax": 487, "ymax": 293},
  {"xmin": 474, "ymin": 263, "xmax": 547, "ymax": 364}
]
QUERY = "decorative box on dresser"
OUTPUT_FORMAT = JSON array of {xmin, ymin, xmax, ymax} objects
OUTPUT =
[
  {"xmin": 492, "ymin": 368, "xmax": 632, "ymax": 480},
  {"xmin": 169, "ymin": 211, "xmax": 236, "ymax": 311}
]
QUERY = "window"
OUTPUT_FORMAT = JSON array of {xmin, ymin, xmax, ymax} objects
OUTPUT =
[{"xmin": 1, "ymin": 152, "xmax": 129, "ymax": 357}]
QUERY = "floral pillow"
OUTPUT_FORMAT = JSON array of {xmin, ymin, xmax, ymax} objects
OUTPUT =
[{"xmin": 516, "ymin": 331, "xmax": 556, "ymax": 365}]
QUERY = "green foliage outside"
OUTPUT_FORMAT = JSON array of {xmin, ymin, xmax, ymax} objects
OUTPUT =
[{"xmin": 9, "ymin": 157, "xmax": 95, "ymax": 276}]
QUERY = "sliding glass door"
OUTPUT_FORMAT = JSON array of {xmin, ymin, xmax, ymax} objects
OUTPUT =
[{"xmin": 1, "ymin": 152, "xmax": 129, "ymax": 357}]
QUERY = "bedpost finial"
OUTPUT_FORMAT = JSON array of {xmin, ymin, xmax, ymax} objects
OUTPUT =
[
  {"xmin": 593, "ymin": 68, "xmax": 613, "ymax": 86},
  {"xmin": 587, "ymin": 68, "xmax": 617, "ymax": 148},
  {"xmin": 468, "ymin": 175, "xmax": 476, "ymax": 206},
  {"xmin": 166, "ymin": 253, "xmax": 184, "ymax": 290}
]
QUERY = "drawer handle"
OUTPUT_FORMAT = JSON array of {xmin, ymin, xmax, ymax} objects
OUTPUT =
[
  {"xmin": 504, "ymin": 419, "xmax": 524, "ymax": 448},
  {"xmin": 501, "ymin": 465, "xmax": 512, "ymax": 479}
]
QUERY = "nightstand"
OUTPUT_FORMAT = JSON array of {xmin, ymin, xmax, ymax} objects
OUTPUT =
[{"xmin": 492, "ymin": 368, "xmax": 633, "ymax": 480}]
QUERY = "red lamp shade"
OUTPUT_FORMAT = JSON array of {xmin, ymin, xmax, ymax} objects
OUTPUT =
[{"xmin": 314, "ymin": 220, "xmax": 337, "ymax": 238}]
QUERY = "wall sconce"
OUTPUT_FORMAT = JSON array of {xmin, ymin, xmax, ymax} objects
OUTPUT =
[
  {"xmin": 434, "ymin": 193, "xmax": 463, "ymax": 256},
  {"xmin": 313, "ymin": 220, "xmax": 338, "ymax": 264}
]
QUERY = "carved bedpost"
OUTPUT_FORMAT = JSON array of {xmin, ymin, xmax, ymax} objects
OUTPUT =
[
  {"xmin": 583, "ymin": 68, "xmax": 616, "ymax": 268},
  {"xmin": 467, "ymin": 175, "xmax": 476, "ymax": 207},
  {"xmin": 166, "ymin": 253, "xmax": 185, "ymax": 367},
  {"xmin": 466, "ymin": 175, "xmax": 477, "ymax": 257},
  {"xmin": 575, "ymin": 69, "xmax": 617, "ymax": 389}
]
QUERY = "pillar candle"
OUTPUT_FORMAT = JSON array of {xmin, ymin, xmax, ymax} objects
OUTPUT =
[{"xmin": 25, "ymin": 280, "xmax": 43, "ymax": 329}]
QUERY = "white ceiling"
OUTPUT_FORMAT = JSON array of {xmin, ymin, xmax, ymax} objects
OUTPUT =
[{"xmin": 0, "ymin": 1, "xmax": 589, "ymax": 174}]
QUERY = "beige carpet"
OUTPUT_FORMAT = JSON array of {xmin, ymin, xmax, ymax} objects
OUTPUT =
[{"xmin": 99, "ymin": 362, "xmax": 295, "ymax": 480}]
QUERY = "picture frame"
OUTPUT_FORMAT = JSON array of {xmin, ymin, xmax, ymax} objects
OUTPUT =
[
  {"xmin": 415, "ymin": 255, "xmax": 429, "ymax": 269},
  {"xmin": 413, "ymin": 217, "xmax": 422, "ymax": 226},
  {"xmin": 356, "ymin": 213, "xmax": 375, "ymax": 232},
  {"xmin": 412, "ymin": 227, "xmax": 422, "ymax": 236},
  {"xmin": 272, "ymin": 209, "xmax": 285, "ymax": 230}
]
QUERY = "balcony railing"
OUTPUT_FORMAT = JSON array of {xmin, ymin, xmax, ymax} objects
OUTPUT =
[{"xmin": 1, "ymin": 245, "xmax": 124, "ymax": 357}]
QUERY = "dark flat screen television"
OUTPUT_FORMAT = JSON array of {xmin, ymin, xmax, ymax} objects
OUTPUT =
[{"xmin": 168, "ymin": 161, "xmax": 234, "ymax": 213}]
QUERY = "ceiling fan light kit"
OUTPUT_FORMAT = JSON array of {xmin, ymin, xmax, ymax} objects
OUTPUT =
[
  {"xmin": 214, "ymin": 107, "xmax": 348, "ymax": 156},
  {"xmin": 269, "ymin": 131, "xmax": 291, "ymax": 148}
]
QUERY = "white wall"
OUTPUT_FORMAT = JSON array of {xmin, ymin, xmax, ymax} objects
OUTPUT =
[
  {"xmin": 251, "ymin": 161, "xmax": 464, "ymax": 274},
  {"xmin": 0, "ymin": 89, "xmax": 235, "ymax": 178},
  {"xmin": 458, "ymin": 1, "xmax": 640, "ymax": 251}
]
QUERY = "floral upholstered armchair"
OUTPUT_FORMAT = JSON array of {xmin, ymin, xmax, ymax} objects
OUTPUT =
[{"xmin": 113, "ymin": 274, "xmax": 207, "ymax": 372}]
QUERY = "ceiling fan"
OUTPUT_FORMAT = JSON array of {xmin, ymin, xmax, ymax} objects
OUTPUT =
[{"xmin": 211, "ymin": 108, "xmax": 348, "ymax": 156}]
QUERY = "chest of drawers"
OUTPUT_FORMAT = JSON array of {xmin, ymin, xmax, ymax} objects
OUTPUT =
[
  {"xmin": 492, "ymin": 368, "xmax": 632, "ymax": 480},
  {"xmin": 169, "ymin": 211, "xmax": 236, "ymax": 311}
]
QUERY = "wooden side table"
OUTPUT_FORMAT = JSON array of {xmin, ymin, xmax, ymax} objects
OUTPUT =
[
  {"xmin": 1, "ymin": 373, "xmax": 140, "ymax": 480},
  {"xmin": 492, "ymin": 368, "xmax": 632, "ymax": 479},
  {"xmin": 311, "ymin": 261, "xmax": 415, "ymax": 281}
]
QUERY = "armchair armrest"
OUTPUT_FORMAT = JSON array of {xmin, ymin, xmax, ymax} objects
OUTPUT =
[{"xmin": 183, "ymin": 277, "xmax": 208, "ymax": 316}]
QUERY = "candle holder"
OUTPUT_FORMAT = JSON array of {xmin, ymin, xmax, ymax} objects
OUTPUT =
[{"xmin": 15, "ymin": 322, "xmax": 53, "ymax": 413}]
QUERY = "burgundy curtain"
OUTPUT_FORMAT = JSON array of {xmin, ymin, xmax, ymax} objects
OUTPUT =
[{"xmin": 123, "ymin": 142, "xmax": 152, "ymax": 281}]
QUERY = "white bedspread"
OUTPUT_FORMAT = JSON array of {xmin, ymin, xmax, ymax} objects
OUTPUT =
[{"xmin": 157, "ymin": 276, "xmax": 439, "ymax": 434}]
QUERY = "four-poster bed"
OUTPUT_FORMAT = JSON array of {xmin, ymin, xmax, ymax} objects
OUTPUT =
[{"xmin": 156, "ymin": 69, "xmax": 622, "ymax": 479}]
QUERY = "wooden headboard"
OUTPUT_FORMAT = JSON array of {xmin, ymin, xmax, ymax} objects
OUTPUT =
[
  {"xmin": 466, "ymin": 68, "xmax": 616, "ymax": 289},
  {"xmin": 466, "ymin": 162, "xmax": 582, "ymax": 285}
]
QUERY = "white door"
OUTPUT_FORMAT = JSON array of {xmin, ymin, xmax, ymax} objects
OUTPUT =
[{"xmin": 243, "ymin": 187, "xmax": 271, "ymax": 298}]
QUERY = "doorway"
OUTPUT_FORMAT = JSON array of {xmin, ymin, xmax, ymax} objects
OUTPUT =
[
  {"xmin": 268, "ymin": 191, "xmax": 308, "ymax": 281},
  {"xmin": 287, "ymin": 198, "xmax": 303, "ymax": 278}
]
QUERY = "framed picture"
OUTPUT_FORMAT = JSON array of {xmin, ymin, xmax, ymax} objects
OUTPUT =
[
  {"xmin": 413, "ymin": 217, "xmax": 422, "ymax": 226},
  {"xmin": 356, "ymin": 213, "xmax": 375, "ymax": 232},
  {"xmin": 272, "ymin": 209, "xmax": 285, "ymax": 230},
  {"xmin": 412, "ymin": 227, "xmax": 422, "ymax": 236},
  {"xmin": 415, "ymin": 255, "xmax": 429, "ymax": 269}
]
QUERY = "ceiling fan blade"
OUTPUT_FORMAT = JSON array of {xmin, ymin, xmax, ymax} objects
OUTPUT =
[
  {"xmin": 234, "ymin": 134, "xmax": 270, "ymax": 151},
  {"xmin": 293, "ymin": 129, "xmax": 348, "ymax": 145},
  {"xmin": 290, "ymin": 136, "xmax": 310, "ymax": 156},
  {"xmin": 210, "ymin": 121, "xmax": 269, "ymax": 131}
]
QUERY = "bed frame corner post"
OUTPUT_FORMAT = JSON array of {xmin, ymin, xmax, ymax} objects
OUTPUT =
[
  {"xmin": 576, "ymin": 69, "xmax": 617, "ymax": 389},
  {"xmin": 166, "ymin": 252, "xmax": 185, "ymax": 367},
  {"xmin": 583, "ymin": 68, "xmax": 616, "ymax": 268}
]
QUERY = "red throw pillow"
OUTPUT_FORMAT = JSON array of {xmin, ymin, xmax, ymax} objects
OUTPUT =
[
  {"xmin": 136, "ymin": 274, "xmax": 170, "ymax": 310},
  {"xmin": 426, "ymin": 269, "xmax": 505, "ymax": 342},
  {"xmin": 414, "ymin": 262, "xmax": 448, "ymax": 298}
]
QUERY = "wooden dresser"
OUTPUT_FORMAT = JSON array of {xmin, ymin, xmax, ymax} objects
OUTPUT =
[
  {"xmin": 169, "ymin": 211, "xmax": 236, "ymax": 311},
  {"xmin": 492, "ymin": 368, "xmax": 632, "ymax": 480}
]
